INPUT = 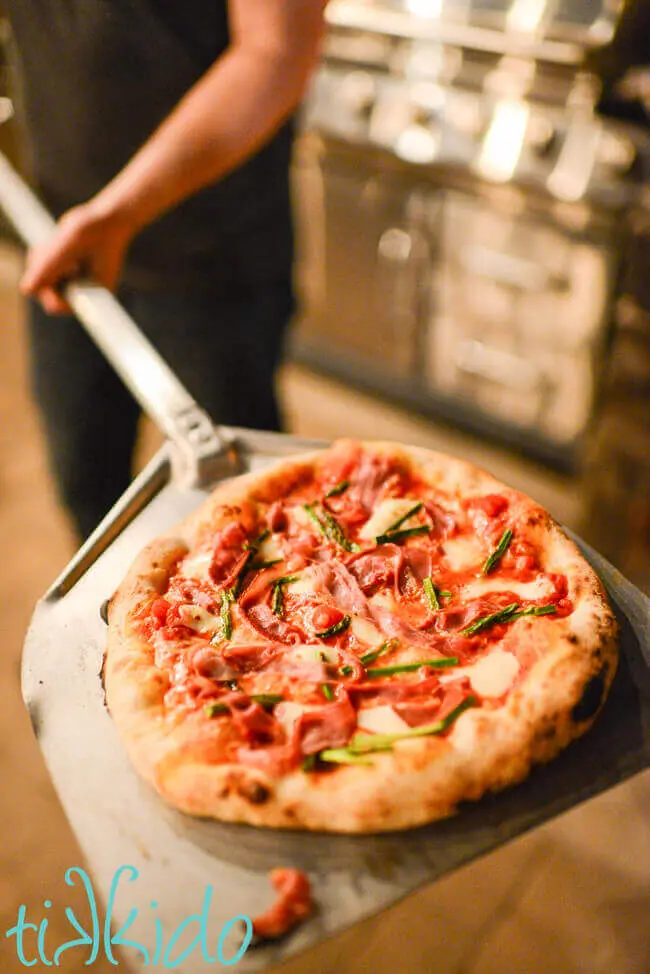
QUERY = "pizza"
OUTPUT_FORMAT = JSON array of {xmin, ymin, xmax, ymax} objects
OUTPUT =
[{"xmin": 104, "ymin": 439, "xmax": 618, "ymax": 833}]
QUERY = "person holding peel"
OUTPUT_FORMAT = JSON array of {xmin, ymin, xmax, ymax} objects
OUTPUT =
[{"xmin": 6, "ymin": 0, "xmax": 325, "ymax": 540}]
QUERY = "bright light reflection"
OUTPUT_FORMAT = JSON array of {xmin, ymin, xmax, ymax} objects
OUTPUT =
[
  {"xmin": 475, "ymin": 99, "xmax": 529, "ymax": 183},
  {"xmin": 406, "ymin": 0, "xmax": 443, "ymax": 18},
  {"xmin": 506, "ymin": 0, "xmax": 548, "ymax": 33}
]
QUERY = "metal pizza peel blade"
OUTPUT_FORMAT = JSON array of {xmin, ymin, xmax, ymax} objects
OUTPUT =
[{"xmin": 1, "ymin": 152, "xmax": 649, "ymax": 973}]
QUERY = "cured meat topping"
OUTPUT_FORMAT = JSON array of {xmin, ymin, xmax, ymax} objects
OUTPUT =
[{"xmin": 141, "ymin": 442, "xmax": 569, "ymax": 775}]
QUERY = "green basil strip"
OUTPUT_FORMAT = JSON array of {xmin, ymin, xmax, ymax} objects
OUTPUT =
[
  {"xmin": 205, "ymin": 692, "xmax": 283, "ymax": 719},
  {"xmin": 315, "ymin": 614, "xmax": 351, "ymax": 639},
  {"xmin": 325, "ymin": 479, "xmax": 350, "ymax": 499},
  {"xmin": 302, "ymin": 754, "xmax": 317, "ymax": 772},
  {"xmin": 349, "ymin": 696, "xmax": 478, "ymax": 753},
  {"xmin": 205, "ymin": 702, "xmax": 229, "ymax": 718},
  {"xmin": 339, "ymin": 665, "xmax": 354, "ymax": 677},
  {"xmin": 482, "ymin": 528, "xmax": 513, "ymax": 575},
  {"xmin": 359, "ymin": 638, "xmax": 399, "ymax": 667},
  {"xmin": 250, "ymin": 558, "xmax": 283, "ymax": 571},
  {"xmin": 251, "ymin": 693, "xmax": 284, "ymax": 710},
  {"xmin": 423, "ymin": 576, "xmax": 440, "ymax": 611},
  {"xmin": 321, "ymin": 684, "xmax": 334, "ymax": 701},
  {"xmin": 367, "ymin": 657, "xmax": 458, "ymax": 677},
  {"xmin": 304, "ymin": 503, "xmax": 360, "ymax": 552},
  {"xmin": 381, "ymin": 501, "xmax": 424, "ymax": 536},
  {"xmin": 461, "ymin": 602, "xmax": 520, "ymax": 635},
  {"xmin": 319, "ymin": 748, "xmax": 374, "ymax": 766},
  {"xmin": 218, "ymin": 588, "xmax": 235, "ymax": 640},
  {"xmin": 516, "ymin": 604, "xmax": 557, "ymax": 619},
  {"xmin": 438, "ymin": 590, "xmax": 453, "ymax": 599},
  {"xmin": 271, "ymin": 574, "xmax": 299, "ymax": 617},
  {"xmin": 375, "ymin": 525, "xmax": 431, "ymax": 545},
  {"xmin": 244, "ymin": 529, "xmax": 270, "ymax": 550}
]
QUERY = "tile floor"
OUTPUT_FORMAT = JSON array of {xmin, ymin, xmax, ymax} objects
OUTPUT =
[{"xmin": 1, "ymin": 241, "xmax": 648, "ymax": 974}]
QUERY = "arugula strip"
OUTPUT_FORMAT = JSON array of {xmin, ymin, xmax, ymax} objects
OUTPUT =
[
  {"xmin": 304, "ymin": 503, "xmax": 360, "ymax": 553},
  {"xmin": 375, "ymin": 525, "xmax": 430, "ymax": 545},
  {"xmin": 315, "ymin": 614, "xmax": 351, "ymax": 639},
  {"xmin": 482, "ymin": 528, "xmax": 513, "ymax": 575},
  {"xmin": 321, "ymin": 684, "xmax": 335, "ymax": 701},
  {"xmin": 423, "ymin": 576, "xmax": 441, "ymax": 611},
  {"xmin": 271, "ymin": 574, "xmax": 299, "ymax": 617},
  {"xmin": 381, "ymin": 501, "xmax": 423, "ymax": 534},
  {"xmin": 212, "ymin": 587, "xmax": 235, "ymax": 642},
  {"xmin": 422, "ymin": 579, "xmax": 453, "ymax": 611},
  {"xmin": 324, "ymin": 479, "xmax": 350, "ymax": 499},
  {"xmin": 250, "ymin": 558, "xmax": 283, "ymax": 571},
  {"xmin": 319, "ymin": 696, "xmax": 478, "ymax": 763},
  {"xmin": 462, "ymin": 602, "xmax": 556, "ymax": 636},
  {"xmin": 316, "ymin": 750, "xmax": 374, "ymax": 766},
  {"xmin": 245, "ymin": 529, "xmax": 270, "ymax": 550},
  {"xmin": 367, "ymin": 657, "xmax": 458, "ymax": 677},
  {"xmin": 516, "ymin": 604, "xmax": 557, "ymax": 619},
  {"xmin": 230, "ymin": 529, "xmax": 273, "ymax": 595},
  {"xmin": 205, "ymin": 693, "xmax": 284, "ymax": 718},
  {"xmin": 359, "ymin": 638, "xmax": 399, "ymax": 667}
]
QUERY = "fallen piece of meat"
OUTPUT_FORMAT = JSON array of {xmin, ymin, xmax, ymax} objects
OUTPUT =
[{"xmin": 252, "ymin": 868, "xmax": 313, "ymax": 940}]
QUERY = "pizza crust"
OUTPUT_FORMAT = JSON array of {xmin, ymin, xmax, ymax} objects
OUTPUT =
[{"xmin": 105, "ymin": 440, "xmax": 618, "ymax": 832}]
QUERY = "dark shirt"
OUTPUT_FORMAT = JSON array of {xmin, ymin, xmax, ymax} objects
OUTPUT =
[{"xmin": 6, "ymin": 0, "xmax": 294, "ymax": 295}]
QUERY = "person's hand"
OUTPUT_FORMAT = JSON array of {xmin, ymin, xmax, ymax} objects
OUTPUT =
[{"xmin": 20, "ymin": 200, "xmax": 136, "ymax": 314}]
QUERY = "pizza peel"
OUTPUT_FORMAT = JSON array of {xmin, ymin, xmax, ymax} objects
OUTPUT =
[{"xmin": 1, "ymin": 151, "xmax": 650, "ymax": 972}]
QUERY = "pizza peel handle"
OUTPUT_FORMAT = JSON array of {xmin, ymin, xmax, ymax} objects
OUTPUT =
[{"xmin": 0, "ymin": 149, "xmax": 236, "ymax": 488}]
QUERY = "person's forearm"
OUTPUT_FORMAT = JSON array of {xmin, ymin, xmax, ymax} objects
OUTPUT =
[{"xmin": 91, "ymin": 24, "xmax": 323, "ymax": 234}]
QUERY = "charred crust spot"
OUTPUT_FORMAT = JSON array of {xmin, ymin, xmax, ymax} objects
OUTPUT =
[
  {"xmin": 572, "ymin": 666, "xmax": 609, "ymax": 723},
  {"xmin": 567, "ymin": 634, "xmax": 579, "ymax": 645},
  {"xmin": 239, "ymin": 780, "xmax": 270, "ymax": 805},
  {"xmin": 100, "ymin": 598, "xmax": 111, "ymax": 625}
]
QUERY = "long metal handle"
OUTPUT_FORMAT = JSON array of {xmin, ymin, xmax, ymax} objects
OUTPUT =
[{"xmin": 0, "ymin": 150, "xmax": 236, "ymax": 487}]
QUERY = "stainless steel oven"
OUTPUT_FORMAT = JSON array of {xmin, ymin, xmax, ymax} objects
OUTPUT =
[{"xmin": 290, "ymin": 0, "xmax": 644, "ymax": 470}]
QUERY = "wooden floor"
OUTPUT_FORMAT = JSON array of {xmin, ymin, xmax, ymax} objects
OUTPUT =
[{"xmin": 1, "ymin": 241, "xmax": 649, "ymax": 973}]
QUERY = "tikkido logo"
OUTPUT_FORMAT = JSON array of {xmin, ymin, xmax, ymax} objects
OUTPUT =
[{"xmin": 5, "ymin": 865, "xmax": 253, "ymax": 968}]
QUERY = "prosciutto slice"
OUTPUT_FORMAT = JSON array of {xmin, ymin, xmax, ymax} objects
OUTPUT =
[
  {"xmin": 208, "ymin": 522, "xmax": 249, "ymax": 585},
  {"xmin": 396, "ymin": 680, "xmax": 471, "ymax": 727},
  {"xmin": 252, "ymin": 869, "xmax": 313, "ymax": 940},
  {"xmin": 347, "ymin": 544, "xmax": 401, "ymax": 595},
  {"xmin": 221, "ymin": 642, "xmax": 282, "ymax": 673},
  {"xmin": 190, "ymin": 645, "xmax": 240, "ymax": 681},
  {"xmin": 348, "ymin": 674, "xmax": 442, "ymax": 704},
  {"xmin": 349, "ymin": 451, "xmax": 396, "ymax": 513},
  {"xmin": 309, "ymin": 560, "xmax": 373, "ymax": 618},
  {"xmin": 297, "ymin": 689, "xmax": 357, "ymax": 755},
  {"xmin": 423, "ymin": 501, "xmax": 456, "ymax": 539},
  {"xmin": 236, "ymin": 739, "xmax": 300, "ymax": 776},
  {"xmin": 247, "ymin": 603, "xmax": 306, "ymax": 644}
]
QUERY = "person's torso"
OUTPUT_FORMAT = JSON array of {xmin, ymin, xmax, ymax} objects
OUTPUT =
[{"xmin": 6, "ymin": 0, "xmax": 294, "ymax": 294}]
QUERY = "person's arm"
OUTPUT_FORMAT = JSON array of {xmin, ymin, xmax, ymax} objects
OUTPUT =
[{"xmin": 21, "ymin": 0, "xmax": 326, "ymax": 314}]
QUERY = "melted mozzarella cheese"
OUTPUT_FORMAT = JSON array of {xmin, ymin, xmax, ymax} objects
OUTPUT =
[
  {"xmin": 178, "ymin": 604, "xmax": 221, "ymax": 635},
  {"xmin": 180, "ymin": 549, "xmax": 213, "ymax": 582},
  {"xmin": 443, "ymin": 649, "xmax": 520, "ymax": 698},
  {"xmin": 350, "ymin": 614, "xmax": 385, "ymax": 647},
  {"xmin": 287, "ymin": 644, "xmax": 337, "ymax": 665},
  {"xmin": 359, "ymin": 497, "xmax": 422, "ymax": 541},
  {"xmin": 461, "ymin": 575, "xmax": 554, "ymax": 602},
  {"xmin": 369, "ymin": 591, "xmax": 398, "ymax": 613},
  {"xmin": 357, "ymin": 705, "xmax": 410, "ymax": 735},
  {"xmin": 258, "ymin": 534, "xmax": 284, "ymax": 563},
  {"xmin": 288, "ymin": 504, "xmax": 316, "ymax": 531},
  {"xmin": 442, "ymin": 535, "xmax": 487, "ymax": 572},
  {"xmin": 274, "ymin": 701, "xmax": 308, "ymax": 736},
  {"xmin": 285, "ymin": 569, "xmax": 318, "ymax": 597}
]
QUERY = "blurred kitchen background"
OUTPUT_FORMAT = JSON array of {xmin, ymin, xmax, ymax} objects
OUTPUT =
[{"xmin": 1, "ymin": 2, "xmax": 649, "ymax": 972}]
